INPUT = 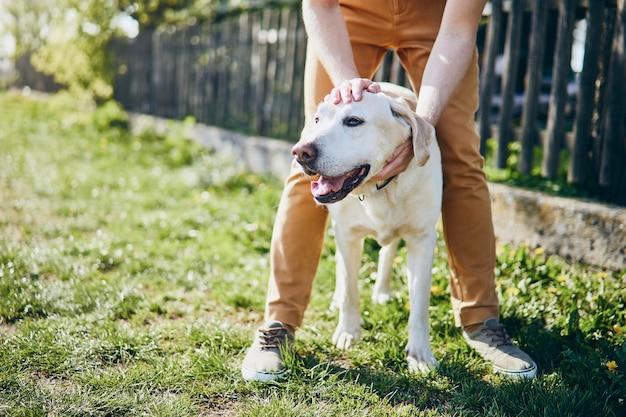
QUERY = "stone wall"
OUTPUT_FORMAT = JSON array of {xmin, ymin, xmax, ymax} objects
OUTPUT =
[{"xmin": 489, "ymin": 183, "xmax": 625, "ymax": 270}]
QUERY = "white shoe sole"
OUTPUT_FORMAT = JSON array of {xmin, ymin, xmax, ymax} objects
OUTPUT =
[
  {"xmin": 241, "ymin": 366, "xmax": 286, "ymax": 382},
  {"xmin": 494, "ymin": 362, "xmax": 537, "ymax": 379}
]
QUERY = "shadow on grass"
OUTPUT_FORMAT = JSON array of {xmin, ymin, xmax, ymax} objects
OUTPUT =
[
  {"xmin": 282, "ymin": 317, "xmax": 625, "ymax": 416},
  {"xmin": 287, "ymin": 343, "xmax": 493, "ymax": 413}
]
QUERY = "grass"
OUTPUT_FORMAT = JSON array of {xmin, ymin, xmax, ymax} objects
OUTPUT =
[{"xmin": 0, "ymin": 90, "xmax": 625, "ymax": 416}]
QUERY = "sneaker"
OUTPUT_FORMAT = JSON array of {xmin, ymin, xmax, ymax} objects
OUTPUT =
[
  {"xmin": 241, "ymin": 321, "xmax": 294, "ymax": 382},
  {"xmin": 463, "ymin": 318, "xmax": 537, "ymax": 379}
]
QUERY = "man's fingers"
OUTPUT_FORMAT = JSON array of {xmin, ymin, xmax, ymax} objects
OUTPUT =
[
  {"xmin": 386, "ymin": 140, "xmax": 410, "ymax": 163},
  {"xmin": 367, "ymin": 83, "xmax": 381, "ymax": 94},
  {"xmin": 372, "ymin": 139, "xmax": 414, "ymax": 182},
  {"xmin": 326, "ymin": 78, "xmax": 382, "ymax": 105},
  {"xmin": 351, "ymin": 79, "xmax": 364, "ymax": 101}
]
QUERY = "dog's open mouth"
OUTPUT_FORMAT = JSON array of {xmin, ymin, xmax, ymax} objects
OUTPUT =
[{"xmin": 311, "ymin": 165, "xmax": 370, "ymax": 203}]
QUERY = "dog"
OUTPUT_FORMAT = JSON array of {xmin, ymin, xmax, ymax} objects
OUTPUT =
[{"xmin": 291, "ymin": 82, "xmax": 442, "ymax": 373}]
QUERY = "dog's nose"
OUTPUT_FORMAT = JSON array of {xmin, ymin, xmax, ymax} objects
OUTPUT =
[{"xmin": 292, "ymin": 143, "xmax": 317, "ymax": 165}]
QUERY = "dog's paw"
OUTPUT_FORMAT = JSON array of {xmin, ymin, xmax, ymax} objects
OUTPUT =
[
  {"xmin": 406, "ymin": 346, "xmax": 437, "ymax": 374},
  {"xmin": 332, "ymin": 327, "xmax": 361, "ymax": 350},
  {"xmin": 407, "ymin": 356, "xmax": 437, "ymax": 374}
]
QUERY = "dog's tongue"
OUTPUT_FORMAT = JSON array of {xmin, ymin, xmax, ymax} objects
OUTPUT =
[{"xmin": 311, "ymin": 176, "xmax": 344, "ymax": 197}]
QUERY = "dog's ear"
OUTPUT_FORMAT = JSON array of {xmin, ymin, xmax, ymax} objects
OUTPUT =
[{"xmin": 390, "ymin": 99, "xmax": 434, "ymax": 167}]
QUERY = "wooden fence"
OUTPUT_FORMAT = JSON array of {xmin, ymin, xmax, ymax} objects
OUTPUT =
[
  {"xmin": 478, "ymin": 0, "xmax": 625, "ymax": 206},
  {"xmin": 113, "ymin": 7, "xmax": 307, "ymax": 141},
  {"xmin": 113, "ymin": 1, "xmax": 625, "ymax": 205}
]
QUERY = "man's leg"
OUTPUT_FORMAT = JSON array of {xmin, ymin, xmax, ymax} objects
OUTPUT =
[
  {"xmin": 264, "ymin": 164, "xmax": 329, "ymax": 329},
  {"xmin": 429, "ymin": 52, "xmax": 501, "ymax": 328},
  {"xmin": 241, "ymin": 44, "xmax": 335, "ymax": 381},
  {"xmin": 263, "ymin": 44, "xmax": 337, "ymax": 329},
  {"xmin": 242, "ymin": 19, "xmax": 390, "ymax": 379},
  {"xmin": 399, "ymin": 42, "xmax": 536, "ymax": 377}
]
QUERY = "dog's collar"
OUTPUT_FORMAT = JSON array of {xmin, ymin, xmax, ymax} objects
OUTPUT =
[
  {"xmin": 359, "ymin": 174, "xmax": 398, "ymax": 201},
  {"xmin": 375, "ymin": 175, "xmax": 398, "ymax": 191}
]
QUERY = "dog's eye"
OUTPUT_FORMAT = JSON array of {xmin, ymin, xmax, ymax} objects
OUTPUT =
[{"xmin": 343, "ymin": 117, "xmax": 364, "ymax": 127}]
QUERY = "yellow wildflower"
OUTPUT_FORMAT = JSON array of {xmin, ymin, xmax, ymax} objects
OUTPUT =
[
  {"xmin": 606, "ymin": 361, "xmax": 618, "ymax": 372},
  {"xmin": 533, "ymin": 247, "xmax": 545, "ymax": 255},
  {"xmin": 431, "ymin": 285, "xmax": 444, "ymax": 296},
  {"xmin": 557, "ymin": 274, "xmax": 569, "ymax": 283},
  {"xmin": 613, "ymin": 325, "xmax": 623, "ymax": 335},
  {"xmin": 505, "ymin": 287, "xmax": 521, "ymax": 296}
]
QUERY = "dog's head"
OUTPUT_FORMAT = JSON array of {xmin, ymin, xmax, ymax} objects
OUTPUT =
[{"xmin": 292, "ymin": 90, "xmax": 434, "ymax": 204}]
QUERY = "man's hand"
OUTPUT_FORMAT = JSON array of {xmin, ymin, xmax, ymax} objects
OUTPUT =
[
  {"xmin": 325, "ymin": 78, "xmax": 381, "ymax": 104},
  {"xmin": 371, "ymin": 139, "xmax": 415, "ymax": 182}
]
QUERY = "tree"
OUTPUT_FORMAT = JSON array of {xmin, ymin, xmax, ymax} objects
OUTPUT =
[
  {"xmin": 30, "ymin": 0, "xmax": 123, "ymax": 100},
  {"xmin": 1, "ymin": 0, "xmax": 285, "ymax": 100},
  {"xmin": 1, "ymin": 0, "xmax": 53, "ymax": 58}
]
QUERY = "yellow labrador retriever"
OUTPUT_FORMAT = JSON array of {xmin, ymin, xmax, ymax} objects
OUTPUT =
[{"xmin": 292, "ymin": 82, "xmax": 442, "ymax": 373}]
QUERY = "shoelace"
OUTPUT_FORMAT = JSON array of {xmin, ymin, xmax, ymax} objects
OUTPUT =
[
  {"xmin": 258, "ymin": 327, "xmax": 288, "ymax": 349},
  {"xmin": 483, "ymin": 324, "xmax": 514, "ymax": 347}
]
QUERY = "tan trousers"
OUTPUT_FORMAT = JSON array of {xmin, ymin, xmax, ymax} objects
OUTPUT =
[{"xmin": 265, "ymin": 0, "xmax": 499, "ymax": 328}]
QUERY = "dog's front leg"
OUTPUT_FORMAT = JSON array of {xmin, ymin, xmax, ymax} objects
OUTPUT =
[
  {"xmin": 404, "ymin": 231, "xmax": 437, "ymax": 373},
  {"xmin": 332, "ymin": 228, "xmax": 364, "ymax": 350}
]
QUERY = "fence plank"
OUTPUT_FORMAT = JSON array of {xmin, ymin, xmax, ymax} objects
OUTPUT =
[
  {"xmin": 568, "ymin": 1, "xmax": 604, "ymax": 184},
  {"xmin": 178, "ymin": 28, "xmax": 190, "ymax": 119},
  {"xmin": 225, "ymin": 17, "xmax": 241, "ymax": 127},
  {"xmin": 599, "ymin": 0, "xmax": 626, "ymax": 203},
  {"xmin": 542, "ymin": 0, "xmax": 576, "ymax": 178},
  {"xmin": 217, "ymin": 21, "xmax": 232, "ymax": 126},
  {"xmin": 497, "ymin": 0, "xmax": 524, "ymax": 168},
  {"xmin": 240, "ymin": 13, "xmax": 256, "ymax": 131},
  {"xmin": 288, "ymin": 12, "xmax": 307, "ymax": 137},
  {"xmin": 478, "ymin": 0, "xmax": 503, "ymax": 154},
  {"xmin": 273, "ymin": 8, "xmax": 292, "ymax": 138},
  {"xmin": 519, "ymin": 0, "xmax": 548, "ymax": 174},
  {"xmin": 262, "ymin": 9, "xmax": 280, "ymax": 136}
]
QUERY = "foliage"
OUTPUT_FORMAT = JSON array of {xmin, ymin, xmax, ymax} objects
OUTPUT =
[
  {"xmin": 0, "ymin": 0, "xmax": 54, "ymax": 57},
  {"xmin": 483, "ymin": 138, "xmax": 594, "ymax": 201},
  {"xmin": 91, "ymin": 99, "xmax": 130, "ymax": 131},
  {"xmin": 116, "ymin": 0, "xmax": 301, "ymax": 30},
  {"xmin": 0, "ymin": 92, "xmax": 624, "ymax": 416},
  {"xmin": 30, "ymin": 0, "xmax": 132, "ymax": 100},
  {"xmin": 118, "ymin": 0, "xmax": 214, "ymax": 30},
  {"xmin": 0, "ymin": 0, "xmax": 298, "ymax": 101}
]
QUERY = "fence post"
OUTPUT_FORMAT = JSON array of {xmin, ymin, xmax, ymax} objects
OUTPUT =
[
  {"xmin": 568, "ymin": 1, "xmax": 604, "ymax": 184},
  {"xmin": 599, "ymin": 0, "xmax": 626, "ymax": 204},
  {"xmin": 542, "ymin": 0, "xmax": 576, "ymax": 179},
  {"xmin": 478, "ymin": 0, "xmax": 503, "ymax": 155},
  {"xmin": 519, "ymin": 0, "xmax": 548, "ymax": 174},
  {"xmin": 496, "ymin": 0, "xmax": 523, "ymax": 169}
]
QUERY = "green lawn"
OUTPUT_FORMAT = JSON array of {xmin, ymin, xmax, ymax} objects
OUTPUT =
[{"xmin": 0, "ymin": 91, "xmax": 624, "ymax": 416}]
